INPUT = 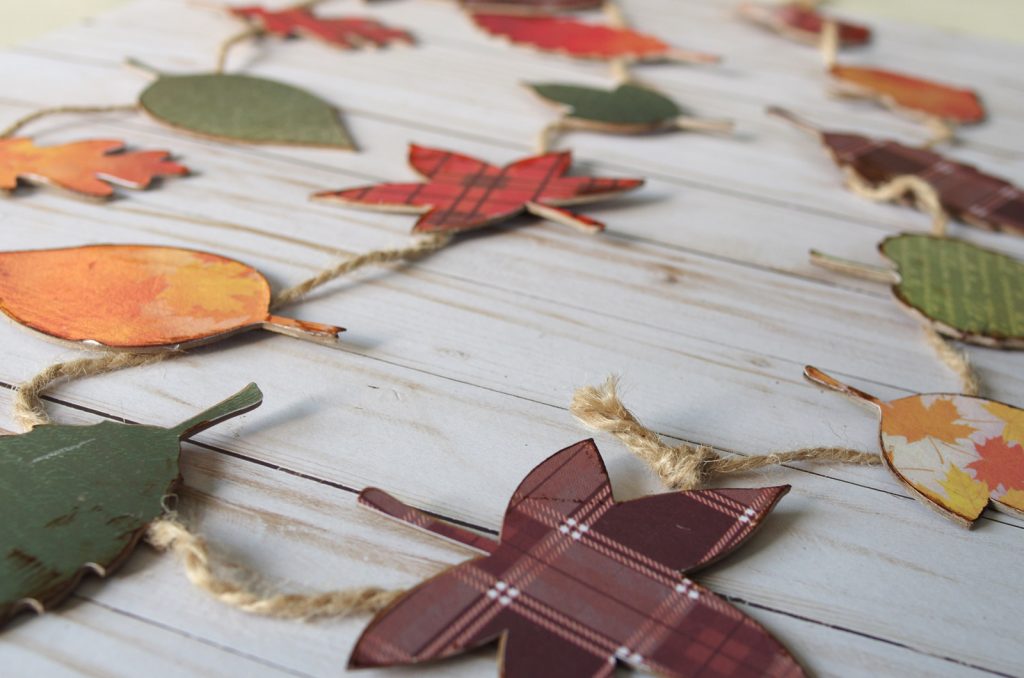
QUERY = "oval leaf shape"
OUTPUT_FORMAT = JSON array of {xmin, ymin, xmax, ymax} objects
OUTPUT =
[
  {"xmin": 830, "ymin": 66, "xmax": 985, "ymax": 124},
  {"xmin": 0, "ymin": 384, "xmax": 263, "ymax": 626},
  {"xmin": 139, "ymin": 73, "xmax": 354, "ymax": 149},
  {"xmin": 0, "ymin": 245, "xmax": 342, "ymax": 350},
  {"xmin": 529, "ymin": 82, "xmax": 681, "ymax": 131},
  {"xmin": 880, "ymin": 234, "xmax": 1024, "ymax": 348}
]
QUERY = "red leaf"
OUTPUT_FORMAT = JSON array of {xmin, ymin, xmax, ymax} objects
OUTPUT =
[
  {"xmin": 459, "ymin": 0, "xmax": 603, "ymax": 13},
  {"xmin": 231, "ymin": 6, "xmax": 412, "ymax": 49},
  {"xmin": 831, "ymin": 66, "xmax": 985, "ymax": 124},
  {"xmin": 739, "ymin": 2, "xmax": 871, "ymax": 46},
  {"xmin": 313, "ymin": 144, "xmax": 643, "ymax": 234},
  {"xmin": 470, "ymin": 13, "xmax": 719, "ymax": 63},
  {"xmin": 968, "ymin": 437, "xmax": 1024, "ymax": 492},
  {"xmin": 0, "ymin": 138, "xmax": 187, "ymax": 199},
  {"xmin": 352, "ymin": 440, "xmax": 803, "ymax": 677}
]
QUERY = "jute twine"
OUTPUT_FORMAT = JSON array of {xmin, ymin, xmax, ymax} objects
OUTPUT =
[
  {"xmin": 0, "ymin": 104, "xmax": 140, "ymax": 139},
  {"xmin": 571, "ymin": 376, "xmax": 879, "ymax": 491}
]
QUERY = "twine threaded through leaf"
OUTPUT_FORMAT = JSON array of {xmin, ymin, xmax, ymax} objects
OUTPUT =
[{"xmin": 0, "ymin": 104, "xmax": 140, "ymax": 139}]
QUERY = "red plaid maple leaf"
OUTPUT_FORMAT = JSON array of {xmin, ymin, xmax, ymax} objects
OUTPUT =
[
  {"xmin": 313, "ymin": 145, "xmax": 644, "ymax": 234},
  {"xmin": 231, "ymin": 6, "xmax": 412, "ymax": 49},
  {"xmin": 352, "ymin": 439, "xmax": 803, "ymax": 677}
]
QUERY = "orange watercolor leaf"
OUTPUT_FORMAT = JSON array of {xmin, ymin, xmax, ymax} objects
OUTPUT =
[
  {"xmin": 881, "ymin": 396, "xmax": 976, "ymax": 444},
  {"xmin": 230, "ymin": 6, "xmax": 413, "ymax": 49},
  {"xmin": 0, "ymin": 245, "xmax": 342, "ymax": 350},
  {"xmin": 830, "ymin": 66, "xmax": 985, "ymax": 124},
  {"xmin": 469, "ymin": 13, "xmax": 719, "ymax": 63},
  {"xmin": 968, "ymin": 437, "xmax": 1024, "ymax": 492},
  {"xmin": 0, "ymin": 138, "xmax": 188, "ymax": 199}
]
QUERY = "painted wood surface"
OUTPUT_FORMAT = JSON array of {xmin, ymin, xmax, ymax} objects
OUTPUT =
[{"xmin": 0, "ymin": 0, "xmax": 1022, "ymax": 675}]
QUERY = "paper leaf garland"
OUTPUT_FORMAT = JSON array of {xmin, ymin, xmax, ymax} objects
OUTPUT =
[
  {"xmin": 0, "ymin": 245, "xmax": 343, "ymax": 350},
  {"xmin": 528, "ymin": 82, "xmax": 682, "ymax": 133},
  {"xmin": 313, "ymin": 144, "xmax": 644, "ymax": 234},
  {"xmin": 230, "ymin": 6, "xmax": 413, "ymax": 49},
  {"xmin": 352, "ymin": 439, "xmax": 803, "ymax": 677},
  {"xmin": 459, "ymin": 0, "xmax": 603, "ymax": 13},
  {"xmin": 0, "ymin": 138, "xmax": 187, "ymax": 199},
  {"xmin": 805, "ymin": 367, "xmax": 1024, "ymax": 527},
  {"xmin": 0, "ymin": 383, "xmax": 262, "ymax": 626},
  {"xmin": 771, "ymin": 108, "xmax": 1024, "ymax": 235},
  {"xmin": 470, "ymin": 14, "xmax": 720, "ymax": 64},
  {"xmin": 139, "ymin": 73, "xmax": 353, "ymax": 149},
  {"xmin": 829, "ymin": 66, "xmax": 985, "ymax": 125},
  {"xmin": 738, "ymin": 2, "xmax": 871, "ymax": 47}
]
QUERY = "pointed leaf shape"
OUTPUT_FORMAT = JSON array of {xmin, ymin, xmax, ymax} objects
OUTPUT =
[
  {"xmin": 470, "ymin": 14, "xmax": 719, "ymax": 63},
  {"xmin": 0, "ymin": 383, "xmax": 263, "ymax": 626},
  {"xmin": 879, "ymin": 234, "xmax": 1024, "ymax": 348},
  {"xmin": 0, "ymin": 137, "xmax": 187, "ymax": 199},
  {"xmin": 830, "ymin": 65, "xmax": 985, "ymax": 124},
  {"xmin": 352, "ymin": 440, "xmax": 803, "ymax": 677},
  {"xmin": 738, "ymin": 2, "xmax": 871, "ymax": 47},
  {"xmin": 460, "ymin": 0, "xmax": 603, "ymax": 13},
  {"xmin": 529, "ymin": 82, "xmax": 681, "ymax": 132},
  {"xmin": 313, "ymin": 144, "xmax": 643, "ymax": 234},
  {"xmin": 139, "ymin": 73, "xmax": 353, "ymax": 149},
  {"xmin": 230, "ymin": 6, "xmax": 412, "ymax": 49},
  {"xmin": 0, "ymin": 245, "xmax": 343, "ymax": 350},
  {"xmin": 806, "ymin": 367, "xmax": 1024, "ymax": 526}
]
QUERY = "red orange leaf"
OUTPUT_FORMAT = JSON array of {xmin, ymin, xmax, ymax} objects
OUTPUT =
[
  {"xmin": 881, "ymin": 396, "xmax": 977, "ymax": 444},
  {"xmin": 830, "ymin": 66, "xmax": 985, "ymax": 124},
  {"xmin": 459, "ymin": 0, "xmax": 602, "ymax": 13},
  {"xmin": 968, "ymin": 437, "xmax": 1024, "ymax": 492},
  {"xmin": 739, "ymin": 2, "xmax": 871, "ymax": 46},
  {"xmin": 313, "ymin": 144, "xmax": 643, "ymax": 234},
  {"xmin": 230, "ymin": 6, "xmax": 412, "ymax": 49},
  {"xmin": 470, "ymin": 13, "xmax": 719, "ymax": 63},
  {"xmin": 0, "ymin": 138, "xmax": 187, "ymax": 199}
]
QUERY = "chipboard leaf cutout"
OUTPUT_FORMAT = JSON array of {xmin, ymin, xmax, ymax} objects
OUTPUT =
[
  {"xmin": 805, "ymin": 367, "xmax": 1024, "ymax": 527},
  {"xmin": 0, "ymin": 245, "xmax": 343, "ymax": 351},
  {"xmin": 769, "ymin": 107, "xmax": 1024, "ymax": 236},
  {"xmin": 469, "ymin": 13, "xmax": 720, "ymax": 64},
  {"xmin": 229, "ymin": 6, "xmax": 413, "ymax": 49},
  {"xmin": 138, "ymin": 72, "xmax": 353, "ymax": 149},
  {"xmin": 829, "ymin": 65, "xmax": 985, "ymax": 125},
  {"xmin": 0, "ymin": 137, "xmax": 188, "ymax": 200},
  {"xmin": 313, "ymin": 144, "xmax": 644, "ymax": 234},
  {"xmin": 738, "ymin": 2, "xmax": 871, "ymax": 47},
  {"xmin": 352, "ymin": 440, "xmax": 804, "ymax": 677},
  {"xmin": 459, "ymin": 0, "xmax": 603, "ymax": 13},
  {"xmin": 0, "ymin": 383, "xmax": 263, "ymax": 627}
]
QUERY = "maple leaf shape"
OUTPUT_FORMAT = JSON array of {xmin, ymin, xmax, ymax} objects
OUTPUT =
[
  {"xmin": 470, "ymin": 14, "xmax": 719, "ymax": 64},
  {"xmin": 999, "ymin": 488, "xmax": 1024, "ymax": 512},
  {"xmin": 313, "ymin": 144, "xmax": 644, "ymax": 234},
  {"xmin": 967, "ymin": 437, "xmax": 1024, "ymax": 492},
  {"xmin": 936, "ymin": 465, "xmax": 989, "ymax": 521},
  {"xmin": 880, "ymin": 396, "xmax": 976, "ymax": 444},
  {"xmin": 984, "ymin": 402, "xmax": 1024, "ymax": 445},
  {"xmin": 351, "ymin": 439, "xmax": 803, "ymax": 677},
  {"xmin": 0, "ymin": 138, "xmax": 187, "ymax": 199},
  {"xmin": 230, "ymin": 6, "xmax": 413, "ymax": 49}
]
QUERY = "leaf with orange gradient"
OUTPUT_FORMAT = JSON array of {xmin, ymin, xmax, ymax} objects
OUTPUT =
[
  {"xmin": 937, "ymin": 466, "xmax": 989, "ymax": 521},
  {"xmin": 230, "ymin": 6, "xmax": 412, "ymax": 49},
  {"xmin": 984, "ymin": 401, "xmax": 1024, "ymax": 444},
  {"xmin": 0, "ymin": 245, "xmax": 342, "ymax": 351},
  {"xmin": 880, "ymin": 396, "xmax": 976, "ymax": 444},
  {"xmin": 0, "ymin": 138, "xmax": 187, "ymax": 199},
  {"xmin": 830, "ymin": 66, "xmax": 985, "ymax": 124},
  {"xmin": 967, "ymin": 437, "xmax": 1024, "ymax": 492},
  {"xmin": 469, "ymin": 14, "xmax": 719, "ymax": 63}
]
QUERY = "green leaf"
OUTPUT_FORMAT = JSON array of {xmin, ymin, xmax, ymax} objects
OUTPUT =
[
  {"xmin": 881, "ymin": 234, "xmax": 1024, "ymax": 345},
  {"xmin": 0, "ymin": 384, "xmax": 262, "ymax": 626},
  {"xmin": 139, "ymin": 73, "xmax": 353, "ymax": 149},
  {"xmin": 529, "ymin": 82, "xmax": 681, "ymax": 128}
]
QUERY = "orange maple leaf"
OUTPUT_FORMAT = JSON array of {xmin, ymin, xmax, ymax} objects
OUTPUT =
[
  {"xmin": 967, "ymin": 437, "xmax": 1024, "ymax": 492},
  {"xmin": 0, "ymin": 138, "xmax": 188, "ymax": 199},
  {"xmin": 881, "ymin": 396, "xmax": 976, "ymax": 444}
]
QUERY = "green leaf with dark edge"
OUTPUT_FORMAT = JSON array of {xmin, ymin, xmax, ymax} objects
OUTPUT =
[
  {"xmin": 881, "ymin": 234, "xmax": 1024, "ymax": 346},
  {"xmin": 139, "ymin": 73, "xmax": 353, "ymax": 149},
  {"xmin": 528, "ymin": 82, "xmax": 681, "ymax": 129},
  {"xmin": 0, "ymin": 383, "xmax": 263, "ymax": 627}
]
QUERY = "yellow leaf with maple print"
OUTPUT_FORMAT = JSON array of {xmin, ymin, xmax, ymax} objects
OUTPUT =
[
  {"xmin": 880, "ymin": 396, "xmax": 976, "ymax": 444},
  {"xmin": 937, "ymin": 466, "xmax": 989, "ymax": 521},
  {"xmin": 983, "ymin": 401, "xmax": 1024, "ymax": 445},
  {"xmin": 997, "ymin": 488, "xmax": 1024, "ymax": 512}
]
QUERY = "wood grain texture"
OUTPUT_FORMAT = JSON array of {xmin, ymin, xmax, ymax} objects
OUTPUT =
[{"xmin": 0, "ymin": 0, "xmax": 1022, "ymax": 675}]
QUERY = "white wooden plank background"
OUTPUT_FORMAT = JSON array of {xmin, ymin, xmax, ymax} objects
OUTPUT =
[{"xmin": 1, "ymin": 1, "xmax": 1022, "ymax": 676}]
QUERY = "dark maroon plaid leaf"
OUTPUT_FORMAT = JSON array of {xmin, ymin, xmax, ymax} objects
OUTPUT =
[{"xmin": 352, "ymin": 439, "xmax": 803, "ymax": 677}]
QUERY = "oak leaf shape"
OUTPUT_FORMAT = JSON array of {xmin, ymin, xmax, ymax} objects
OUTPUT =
[
  {"xmin": 0, "ymin": 245, "xmax": 342, "ymax": 350},
  {"xmin": 313, "ymin": 144, "xmax": 643, "ymax": 234},
  {"xmin": 0, "ymin": 384, "xmax": 262, "ymax": 627},
  {"xmin": 0, "ymin": 137, "xmax": 187, "ymax": 199},
  {"xmin": 738, "ymin": 2, "xmax": 871, "ymax": 46},
  {"xmin": 881, "ymin": 396, "xmax": 976, "ymax": 444},
  {"xmin": 968, "ymin": 437, "xmax": 1024, "ymax": 492},
  {"xmin": 528, "ymin": 82, "xmax": 682, "ymax": 132},
  {"xmin": 351, "ymin": 439, "xmax": 803, "ymax": 677},
  {"xmin": 230, "ymin": 6, "xmax": 413, "ymax": 49}
]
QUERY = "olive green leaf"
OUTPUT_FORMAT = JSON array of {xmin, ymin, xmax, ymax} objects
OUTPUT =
[
  {"xmin": 881, "ymin": 234, "xmax": 1024, "ymax": 346},
  {"xmin": 528, "ymin": 82, "xmax": 681, "ymax": 130},
  {"xmin": 139, "ymin": 73, "xmax": 353, "ymax": 149},
  {"xmin": 0, "ymin": 383, "xmax": 263, "ymax": 627}
]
